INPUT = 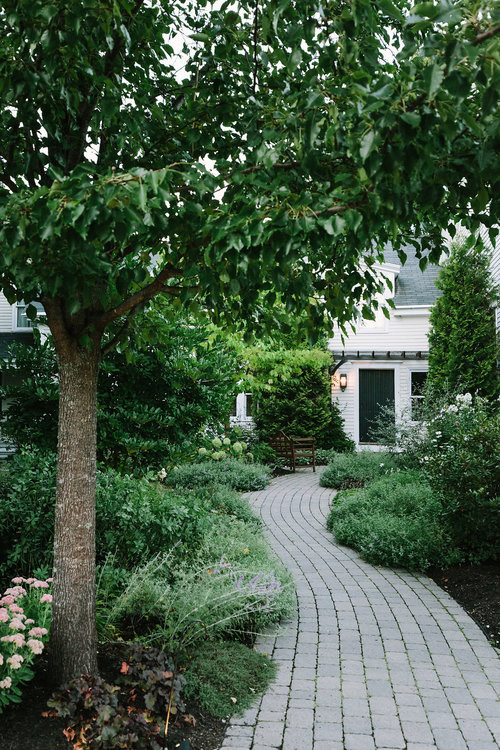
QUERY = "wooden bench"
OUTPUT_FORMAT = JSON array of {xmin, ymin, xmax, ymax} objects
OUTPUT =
[{"xmin": 269, "ymin": 430, "xmax": 316, "ymax": 472}]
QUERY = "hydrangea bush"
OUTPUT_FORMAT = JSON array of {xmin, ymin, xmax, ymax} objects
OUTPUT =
[
  {"xmin": 413, "ymin": 394, "xmax": 500, "ymax": 561},
  {"xmin": 0, "ymin": 577, "xmax": 52, "ymax": 711}
]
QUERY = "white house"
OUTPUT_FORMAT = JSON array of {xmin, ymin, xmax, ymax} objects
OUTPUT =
[
  {"xmin": 328, "ymin": 248, "xmax": 442, "ymax": 449},
  {"xmin": 0, "ymin": 294, "xmax": 41, "ymax": 457}
]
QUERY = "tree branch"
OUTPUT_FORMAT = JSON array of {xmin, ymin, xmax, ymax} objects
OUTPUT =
[
  {"xmin": 93, "ymin": 264, "xmax": 183, "ymax": 330},
  {"xmin": 66, "ymin": 0, "xmax": 145, "ymax": 172},
  {"xmin": 100, "ymin": 304, "xmax": 142, "ymax": 356},
  {"xmin": 472, "ymin": 24, "xmax": 500, "ymax": 45}
]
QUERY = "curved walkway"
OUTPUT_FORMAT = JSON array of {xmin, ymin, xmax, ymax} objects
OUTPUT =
[{"xmin": 220, "ymin": 470, "xmax": 500, "ymax": 750}]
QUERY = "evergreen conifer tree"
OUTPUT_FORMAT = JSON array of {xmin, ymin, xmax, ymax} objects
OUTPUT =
[{"xmin": 428, "ymin": 240, "xmax": 499, "ymax": 400}]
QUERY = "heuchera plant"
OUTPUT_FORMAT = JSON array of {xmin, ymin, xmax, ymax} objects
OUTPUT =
[
  {"xmin": 0, "ymin": 576, "xmax": 52, "ymax": 711},
  {"xmin": 47, "ymin": 645, "xmax": 185, "ymax": 750}
]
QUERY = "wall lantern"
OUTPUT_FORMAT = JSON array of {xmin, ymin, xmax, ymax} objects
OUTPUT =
[{"xmin": 339, "ymin": 373, "xmax": 348, "ymax": 391}]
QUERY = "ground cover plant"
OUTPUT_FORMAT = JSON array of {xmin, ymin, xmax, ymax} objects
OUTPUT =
[
  {"xmin": 326, "ymin": 393, "xmax": 499, "ymax": 571},
  {"xmin": 320, "ymin": 450, "xmax": 398, "ymax": 489},
  {"xmin": 183, "ymin": 640, "xmax": 276, "ymax": 718},
  {"xmin": 327, "ymin": 471, "xmax": 461, "ymax": 570},
  {"xmin": 167, "ymin": 459, "xmax": 271, "ymax": 493}
]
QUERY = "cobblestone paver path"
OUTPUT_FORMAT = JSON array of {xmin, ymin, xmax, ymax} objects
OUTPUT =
[{"xmin": 220, "ymin": 470, "xmax": 500, "ymax": 750}]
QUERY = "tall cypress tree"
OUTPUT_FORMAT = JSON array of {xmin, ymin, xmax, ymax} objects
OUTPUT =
[{"xmin": 428, "ymin": 240, "xmax": 499, "ymax": 400}]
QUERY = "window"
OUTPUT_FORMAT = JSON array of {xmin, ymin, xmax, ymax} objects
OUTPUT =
[
  {"xmin": 245, "ymin": 393, "xmax": 253, "ymax": 418},
  {"xmin": 14, "ymin": 301, "xmax": 44, "ymax": 329},
  {"xmin": 229, "ymin": 393, "xmax": 254, "ymax": 421},
  {"xmin": 410, "ymin": 371, "xmax": 427, "ymax": 420}
]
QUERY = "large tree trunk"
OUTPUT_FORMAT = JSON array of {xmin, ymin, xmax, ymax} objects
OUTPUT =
[{"xmin": 48, "ymin": 332, "xmax": 101, "ymax": 685}]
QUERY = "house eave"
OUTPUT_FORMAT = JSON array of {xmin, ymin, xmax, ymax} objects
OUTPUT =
[{"xmin": 331, "ymin": 349, "xmax": 429, "ymax": 360}]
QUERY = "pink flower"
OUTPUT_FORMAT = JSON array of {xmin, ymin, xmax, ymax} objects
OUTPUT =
[
  {"xmin": 0, "ymin": 596, "xmax": 15, "ymax": 606},
  {"xmin": 0, "ymin": 676, "xmax": 12, "ymax": 689},
  {"xmin": 9, "ymin": 618, "xmax": 26, "ymax": 631},
  {"xmin": 28, "ymin": 627, "xmax": 48, "ymax": 638},
  {"xmin": 0, "ymin": 608, "xmax": 9, "ymax": 623},
  {"xmin": 7, "ymin": 654, "xmax": 24, "ymax": 669},
  {"xmin": 32, "ymin": 580, "xmax": 49, "ymax": 589},
  {"xmin": 0, "ymin": 653, "xmax": 3, "ymax": 665},
  {"xmin": 27, "ymin": 638, "xmax": 44, "ymax": 655},
  {"xmin": 9, "ymin": 604, "xmax": 24, "ymax": 615},
  {"xmin": 46, "ymin": 578, "xmax": 53, "ymax": 583},
  {"xmin": 11, "ymin": 577, "xmax": 23, "ymax": 585},
  {"xmin": 4, "ymin": 586, "xmax": 27, "ymax": 598},
  {"xmin": 2, "ymin": 633, "xmax": 26, "ymax": 648},
  {"xmin": 40, "ymin": 594, "xmax": 53, "ymax": 604},
  {"xmin": 24, "ymin": 578, "xmax": 34, "ymax": 584},
  {"xmin": 24, "ymin": 619, "xmax": 34, "ymax": 625},
  {"xmin": 10, "ymin": 633, "xmax": 26, "ymax": 648}
]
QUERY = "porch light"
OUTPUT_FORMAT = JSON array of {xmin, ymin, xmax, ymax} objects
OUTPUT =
[{"xmin": 339, "ymin": 373, "xmax": 347, "ymax": 391}]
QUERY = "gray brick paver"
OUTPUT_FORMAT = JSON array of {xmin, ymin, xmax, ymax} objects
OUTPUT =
[{"xmin": 218, "ymin": 471, "xmax": 500, "ymax": 749}]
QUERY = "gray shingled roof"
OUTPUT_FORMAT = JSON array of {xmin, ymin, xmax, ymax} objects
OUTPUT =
[{"xmin": 379, "ymin": 247, "xmax": 442, "ymax": 307}]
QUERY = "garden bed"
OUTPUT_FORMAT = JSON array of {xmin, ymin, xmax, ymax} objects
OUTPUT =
[
  {"xmin": 428, "ymin": 560, "xmax": 500, "ymax": 648},
  {"xmin": 0, "ymin": 643, "xmax": 228, "ymax": 750}
]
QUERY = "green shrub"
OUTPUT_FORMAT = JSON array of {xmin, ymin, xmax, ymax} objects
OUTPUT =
[
  {"xmin": 0, "ymin": 449, "xmax": 57, "ymax": 580},
  {"xmin": 320, "ymin": 451, "xmax": 398, "ymax": 489},
  {"xmin": 0, "ymin": 304, "xmax": 241, "ymax": 472},
  {"xmin": 246, "ymin": 348, "xmax": 355, "ymax": 452},
  {"xmin": 183, "ymin": 640, "xmax": 276, "ymax": 718},
  {"xmin": 315, "ymin": 448, "xmax": 337, "ymax": 465},
  {"xmin": 197, "ymin": 485, "xmax": 261, "ymax": 526},
  {"xmin": 327, "ymin": 471, "xmax": 461, "ymax": 570},
  {"xmin": 0, "ymin": 450, "xmax": 261, "ymax": 579},
  {"xmin": 416, "ymin": 395, "xmax": 500, "ymax": 562},
  {"xmin": 102, "ymin": 516, "xmax": 294, "ymax": 648},
  {"xmin": 167, "ymin": 459, "xmax": 270, "ymax": 492}
]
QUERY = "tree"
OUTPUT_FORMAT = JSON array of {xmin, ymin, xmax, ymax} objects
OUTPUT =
[
  {"xmin": 247, "ymin": 348, "xmax": 355, "ymax": 451},
  {"xmin": 428, "ymin": 239, "xmax": 499, "ymax": 399},
  {"xmin": 0, "ymin": 0, "xmax": 498, "ymax": 683},
  {"xmin": 0, "ymin": 306, "xmax": 240, "ymax": 470}
]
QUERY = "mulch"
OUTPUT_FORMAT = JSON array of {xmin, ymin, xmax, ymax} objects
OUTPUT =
[{"xmin": 427, "ymin": 560, "xmax": 500, "ymax": 648}]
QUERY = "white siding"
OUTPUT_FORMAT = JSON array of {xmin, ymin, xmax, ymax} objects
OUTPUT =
[
  {"xmin": 330, "ymin": 309, "xmax": 431, "ymax": 355},
  {"xmin": 0, "ymin": 292, "xmax": 13, "ymax": 332},
  {"xmin": 332, "ymin": 359, "xmax": 428, "ymax": 449},
  {"xmin": 491, "ymin": 242, "xmax": 500, "ymax": 332}
]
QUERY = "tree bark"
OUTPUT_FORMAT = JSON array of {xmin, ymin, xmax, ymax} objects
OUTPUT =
[{"xmin": 48, "ymin": 332, "xmax": 101, "ymax": 685}]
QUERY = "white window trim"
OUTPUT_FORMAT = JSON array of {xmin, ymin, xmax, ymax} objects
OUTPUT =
[
  {"xmin": 408, "ymin": 366, "xmax": 428, "ymax": 423},
  {"xmin": 11, "ymin": 301, "xmax": 45, "ymax": 331},
  {"xmin": 229, "ymin": 392, "xmax": 254, "ymax": 423}
]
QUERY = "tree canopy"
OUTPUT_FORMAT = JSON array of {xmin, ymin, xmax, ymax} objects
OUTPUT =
[{"xmin": 0, "ymin": 0, "xmax": 498, "ymax": 338}]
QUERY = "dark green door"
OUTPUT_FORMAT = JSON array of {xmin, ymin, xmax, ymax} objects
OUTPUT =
[{"xmin": 359, "ymin": 369, "xmax": 395, "ymax": 443}]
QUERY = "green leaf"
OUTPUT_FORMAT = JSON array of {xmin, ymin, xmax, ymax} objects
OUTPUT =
[
  {"xmin": 288, "ymin": 48, "xmax": 302, "ymax": 73},
  {"xmin": 191, "ymin": 32, "xmax": 209, "ymax": 42},
  {"xmin": 25, "ymin": 303, "xmax": 38, "ymax": 321},
  {"xmin": 401, "ymin": 112, "xmax": 421, "ymax": 127},
  {"xmin": 423, "ymin": 64, "xmax": 444, "ymax": 99},
  {"xmin": 360, "ymin": 130, "xmax": 379, "ymax": 161}
]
